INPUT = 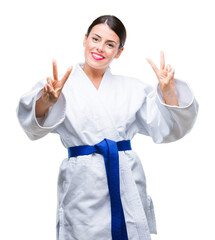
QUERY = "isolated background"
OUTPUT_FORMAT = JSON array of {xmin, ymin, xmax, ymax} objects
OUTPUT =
[{"xmin": 1, "ymin": 0, "xmax": 214, "ymax": 239}]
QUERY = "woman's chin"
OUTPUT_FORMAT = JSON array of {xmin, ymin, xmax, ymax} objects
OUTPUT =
[{"xmin": 84, "ymin": 59, "xmax": 110, "ymax": 71}]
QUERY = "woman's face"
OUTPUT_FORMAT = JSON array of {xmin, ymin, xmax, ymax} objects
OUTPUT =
[{"xmin": 83, "ymin": 23, "xmax": 124, "ymax": 71}]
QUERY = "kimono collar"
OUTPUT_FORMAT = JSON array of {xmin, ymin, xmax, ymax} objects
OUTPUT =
[{"xmin": 71, "ymin": 62, "xmax": 112, "ymax": 92}]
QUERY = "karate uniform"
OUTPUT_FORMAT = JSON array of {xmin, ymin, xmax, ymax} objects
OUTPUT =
[{"xmin": 17, "ymin": 63, "xmax": 199, "ymax": 240}]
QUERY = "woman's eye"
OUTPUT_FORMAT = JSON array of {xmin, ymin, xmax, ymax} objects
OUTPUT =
[
  {"xmin": 92, "ymin": 37, "xmax": 98, "ymax": 42},
  {"xmin": 107, "ymin": 43, "xmax": 114, "ymax": 48}
]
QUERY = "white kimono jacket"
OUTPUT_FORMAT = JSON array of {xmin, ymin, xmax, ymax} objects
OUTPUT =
[{"xmin": 17, "ymin": 63, "xmax": 199, "ymax": 240}]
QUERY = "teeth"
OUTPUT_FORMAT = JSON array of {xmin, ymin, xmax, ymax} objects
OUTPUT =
[{"xmin": 92, "ymin": 53, "xmax": 104, "ymax": 59}]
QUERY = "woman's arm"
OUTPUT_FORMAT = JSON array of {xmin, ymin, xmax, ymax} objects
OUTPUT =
[
  {"xmin": 17, "ymin": 60, "xmax": 73, "ymax": 140},
  {"xmin": 135, "ymin": 52, "xmax": 198, "ymax": 143}
]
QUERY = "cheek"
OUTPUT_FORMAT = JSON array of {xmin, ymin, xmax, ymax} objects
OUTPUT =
[
  {"xmin": 85, "ymin": 40, "xmax": 95, "ymax": 51},
  {"xmin": 107, "ymin": 49, "xmax": 119, "ymax": 59}
]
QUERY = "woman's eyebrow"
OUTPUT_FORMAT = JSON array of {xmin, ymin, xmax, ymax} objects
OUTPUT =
[
  {"xmin": 93, "ymin": 33, "xmax": 101, "ymax": 38},
  {"xmin": 93, "ymin": 33, "xmax": 117, "ymax": 44}
]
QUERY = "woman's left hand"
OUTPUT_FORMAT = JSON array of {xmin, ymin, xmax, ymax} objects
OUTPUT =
[{"xmin": 147, "ymin": 51, "xmax": 179, "ymax": 106}]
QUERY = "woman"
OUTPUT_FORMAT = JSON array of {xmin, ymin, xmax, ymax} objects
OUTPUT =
[{"xmin": 17, "ymin": 15, "xmax": 199, "ymax": 240}]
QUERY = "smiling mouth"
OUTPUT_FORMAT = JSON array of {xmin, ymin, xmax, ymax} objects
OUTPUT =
[{"xmin": 91, "ymin": 52, "xmax": 105, "ymax": 60}]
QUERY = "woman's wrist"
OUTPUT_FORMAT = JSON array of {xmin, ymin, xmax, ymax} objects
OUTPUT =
[
  {"xmin": 162, "ymin": 90, "xmax": 179, "ymax": 106},
  {"xmin": 35, "ymin": 97, "xmax": 54, "ymax": 118}
]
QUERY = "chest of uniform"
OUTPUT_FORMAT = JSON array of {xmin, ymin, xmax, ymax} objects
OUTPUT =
[{"xmin": 67, "ymin": 84, "xmax": 139, "ymax": 128}]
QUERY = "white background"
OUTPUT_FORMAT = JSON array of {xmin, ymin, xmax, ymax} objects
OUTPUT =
[{"xmin": 0, "ymin": 0, "xmax": 214, "ymax": 239}]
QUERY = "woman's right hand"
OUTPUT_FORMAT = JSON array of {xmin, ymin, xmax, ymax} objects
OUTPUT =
[
  {"xmin": 41, "ymin": 59, "xmax": 73, "ymax": 106},
  {"xmin": 36, "ymin": 60, "xmax": 73, "ymax": 118}
]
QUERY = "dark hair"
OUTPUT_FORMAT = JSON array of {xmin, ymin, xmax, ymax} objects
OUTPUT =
[{"xmin": 86, "ymin": 15, "xmax": 126, "ymax": 49}]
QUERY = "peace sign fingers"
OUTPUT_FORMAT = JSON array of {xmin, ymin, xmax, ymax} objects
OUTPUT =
[
  {"xmin": 147, "ymin": 51, "xmax": 166, "ymax": 74},
  {"xmin": 41, "ymin": 60, "xmax": 73, "ymax": 105},
  {"xmin": 147, "ymin": 51, "xmax": 171, "ymax": 82},
  {"xmin": 146, "ymin": 51, "xmax": 178, "ymax": 105},
  {"xmin": 146, "ymin": 58, "xmax": 160, "ymax": 79}
]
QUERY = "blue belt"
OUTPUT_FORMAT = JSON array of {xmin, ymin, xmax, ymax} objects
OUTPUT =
[{"xmin": 68, "ymin": 138, "xmax": 132, "ymax": 240}]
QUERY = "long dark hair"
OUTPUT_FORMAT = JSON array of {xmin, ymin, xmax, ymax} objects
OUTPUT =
[{"xmin": 86, "ymin": 15, "xmax": 127, "ymax": 49}]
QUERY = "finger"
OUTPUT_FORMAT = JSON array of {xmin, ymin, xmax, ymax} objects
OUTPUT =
[
  {"xmin": 166, "ymin": 64, "xmax": 172, "ymax": 72},
  {"xmin": 42, "ymin": 84, "xmax": 49, "ymax": 101},
  {"xmin": 47, "ymin": 83, "xmax": 58, "ymax": 98},
  {"xmin": 47, "ymin": 83, "xmax": 55, "ymax": 93},
  {"xmin": 43, "ymin": 83, "xmax": 48, "ymax": 93},
  {"xmin": 46, "ymin": 76, "xmax": 53, "ymax": 87},
  {"xmin": 53, "ymin": 59, "xmax": 58, "ymax": 81},
  {"xmin": 60, "ymin": 66, "xmax": 73, "ymax": 86},
  {"xmin": 146, "ymin": 58, "xmax": 159, "ymax": 77},
  {"xmin": 167, "ymin": 69, "xmax": 175, "ymax": 80},
  {"xmin": 160, "ymin": 51, "xmax": 165, "ymax": 70}
]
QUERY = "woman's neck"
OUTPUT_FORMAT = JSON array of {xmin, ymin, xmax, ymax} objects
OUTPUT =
[{"xmin": 82, "ymin": 63, "xmax": 107, "ymax": 82}]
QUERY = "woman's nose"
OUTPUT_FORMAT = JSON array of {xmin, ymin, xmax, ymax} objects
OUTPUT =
[{"xmin": 97, "ymin": 42, "xmax": 105, "ymax": 53}]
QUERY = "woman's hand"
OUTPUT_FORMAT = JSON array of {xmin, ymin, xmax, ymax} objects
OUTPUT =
[
  {"xmin": 36, "ymin": 60, "xmax": 73, "ymax": 118},
  {"xmin": 41, "ymin": 60, "xmax": 73, "ymax": 105},
  {"xmin": 147, "ymin": 51, "xmax": 179, "ymax": 106}
]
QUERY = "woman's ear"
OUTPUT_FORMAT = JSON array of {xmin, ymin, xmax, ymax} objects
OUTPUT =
[
  {"xmin": 114, "ymin": 47, "xmax": 124, "ymax": 59},
  {"xmin": 83, "ymin": 34, "xmax": 87, "ymax": 47}
]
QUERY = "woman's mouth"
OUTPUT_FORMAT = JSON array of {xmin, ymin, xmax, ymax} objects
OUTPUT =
[{"xmin": 91, "ymin": 52, "xmax": 105, "ymax": 61}]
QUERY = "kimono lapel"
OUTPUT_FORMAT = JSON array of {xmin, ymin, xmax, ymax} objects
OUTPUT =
[
  {"xmin": 70, "ymin": 63, "xmax": 122, "ymax": 142},
  {"xmin": 74, "ymin": 63, "xmax": 110, "ymax": 94}
]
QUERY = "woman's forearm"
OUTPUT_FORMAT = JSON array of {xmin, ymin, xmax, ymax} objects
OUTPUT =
[
  {"xmin": 35, "ymin": 97, "xmax": 53, "ymax": 118},
  {"xmin": 162, "ymin": 90, "xmax": 179, "ymax": 106}
]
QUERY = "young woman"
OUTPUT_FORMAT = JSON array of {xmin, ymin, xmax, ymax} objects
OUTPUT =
[{"xmin": 17, "ymin": 15, "xmax": 199, "ymax": 240}]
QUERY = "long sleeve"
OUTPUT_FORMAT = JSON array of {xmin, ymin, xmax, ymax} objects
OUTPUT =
[
  {"xmin": 135, "ymin": 79, "xmax": 199, "ymax": 143},
  {"xmin": 16, "ymin": 80, "xmax": 66, "ymax": 140}
]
